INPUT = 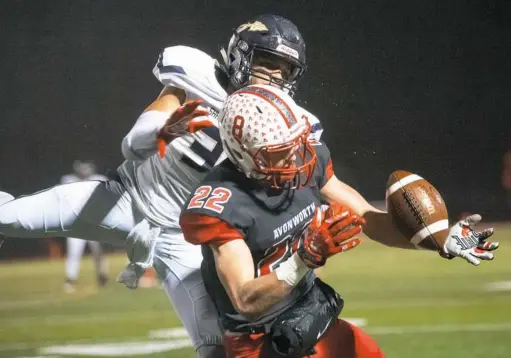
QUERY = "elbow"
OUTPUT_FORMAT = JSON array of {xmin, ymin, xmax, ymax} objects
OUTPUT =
[
  {"xmin": 232, "ymin": 295, "xmax": 263, "ymax": 322},
  {"xmin": 235, "ymin": 304, "xmax": 261, "ymax": 322}
]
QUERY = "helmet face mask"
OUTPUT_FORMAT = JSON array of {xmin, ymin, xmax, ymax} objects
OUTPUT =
[
  {"xmin": 247, "ymin": 50, "xmax": 304, "ymax": 93},
  {"xmin": 221, "ymin": 15, "xmax": 307, "ymax": 97},
  {"xmin": 250, "ymin": 132, "xmax": 316, "ymax": 188},
  {"xmin": 218, "ymin": 84, "xmax": 316, "ymax": 189}
]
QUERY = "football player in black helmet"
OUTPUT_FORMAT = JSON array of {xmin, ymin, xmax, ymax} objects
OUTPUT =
[{"xmin": 221, "ymin": 14, "xmax": 307, "ymax": 97}]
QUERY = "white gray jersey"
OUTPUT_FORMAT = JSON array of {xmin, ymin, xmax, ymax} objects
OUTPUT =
[
  {"xmin": 118, "ymin": 45, "xmax": 323, "ymax": 229},
  {"xmin": 61, "ymin": 174, "xmax": 108, "ymax": 184}
]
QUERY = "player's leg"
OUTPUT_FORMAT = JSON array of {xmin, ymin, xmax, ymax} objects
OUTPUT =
[
  {"xmin": 88, "ymin": 240, "xmax": 108, "ymax": 286},
  {"xmin": 152, "ymin": 229, "xmax": 224, "ymax": 358},
  {"xmin": 66, "ymin": 237, "xmax": 87, "ymax": 281},
  {"xmin": 0, "ymin": 181, "xmax": 138, "ymax": 244},
  {"xmin": 65, "ymin": 237, "xmax": 87, "ymax": 292},
  {"xmin": 313, "ymin": 318, "xmax": 385, "ymax": 358}
]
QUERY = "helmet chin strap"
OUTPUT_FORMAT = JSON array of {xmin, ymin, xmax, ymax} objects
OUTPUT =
[
  {"xmin": 220, "ymin": 47, "xmax": 229, "ymax": 67},
  {"xmin": 247, "ymin": 68, "xmax": 296, "ymax": 96}
]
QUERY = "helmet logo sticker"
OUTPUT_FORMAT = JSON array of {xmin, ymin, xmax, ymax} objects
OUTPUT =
[{"xmin": 236, "ymin": 21, "xmax": 269, "ymax": 33}]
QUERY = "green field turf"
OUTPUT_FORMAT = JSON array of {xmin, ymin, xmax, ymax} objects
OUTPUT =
[{"xmin": 0, "ymin": 224, "xmax": 509, "ymax": 358}]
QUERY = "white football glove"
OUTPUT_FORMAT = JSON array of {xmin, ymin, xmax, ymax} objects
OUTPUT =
[{"xmin": 442, "ymin": 214, "xmax": 499, "ymax": 266}]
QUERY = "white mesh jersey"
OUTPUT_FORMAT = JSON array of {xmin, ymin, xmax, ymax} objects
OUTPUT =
[{"xmin": 118, "ymin": 46, "xmax": 323, "ymax": 229}]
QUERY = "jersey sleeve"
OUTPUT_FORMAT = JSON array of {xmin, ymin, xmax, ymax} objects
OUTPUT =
[
  {"xmin": 312, "ymin": 141, "xmax": 334, "ymax": 189},
  {"xmin": 152, "ymin": 46, "xmax": 227, "ymax": 109},
  {"xmin": 180, "ymin": 213, "xmax": 244, "ymax": 246}
]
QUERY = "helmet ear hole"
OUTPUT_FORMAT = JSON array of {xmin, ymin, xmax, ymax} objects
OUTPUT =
[
  {"xmin": 223, "ymin": 139, "xmax": 244, "ymax": 162},
  {"xmin": 227, "ymin": 46, "xmax": 251, "ymax": 87},
  {"xmin": 233, "ymin": 149, "xmax": 244, "ymax": 161}
]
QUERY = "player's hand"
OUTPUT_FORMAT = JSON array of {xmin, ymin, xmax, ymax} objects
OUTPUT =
[
  {"xmin": 441, "ymin": 214, "xmax": 499, "ymax": 266},
  {"xmin": 298, "ymin": 204, "xmax": 365, "ymax": 268},
  {"xmin": 156, "ymin": 99, "xmax": 214, "ymax": 158}
]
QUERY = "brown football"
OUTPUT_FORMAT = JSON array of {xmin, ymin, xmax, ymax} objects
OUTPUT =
[{"xmin": 385, "ymin": 170, "xmax": 449, "ymax": 250}]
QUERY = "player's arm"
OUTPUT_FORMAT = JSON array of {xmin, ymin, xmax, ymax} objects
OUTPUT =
[
  {"xmin": 212, "ymin": 239, "xmax": 300, "ymax": 321},
  {"xmin": 321, "ymin": 174, "xmax": 499, "ymax": 264},
  {"xmin": 121, "ymin": 86, "xmax": 185, "ymax": 161},
  {"xmin": 181, "ymin": 208, "xmax": 364, "ymax": 319},
  {"xmin": 180, "ymin": 213, "xmax": 306, "ymax": 321},
  {"xmin": 311, "ymin": 141, "xmax": 414, "ymax": 249},
  {"xmin": 320, "ymin": 176, "xmax": 415, "ymax": 249}
]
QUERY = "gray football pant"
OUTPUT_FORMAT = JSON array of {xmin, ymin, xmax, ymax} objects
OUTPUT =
[{"xmin": 0, "ymin": 180, "xmax": 222, "ymax": 354}]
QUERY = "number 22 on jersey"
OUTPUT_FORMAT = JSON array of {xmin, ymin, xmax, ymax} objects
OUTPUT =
[{"xmin": 187, "ymin": 185, "xmax": 232, "ymax": 214}]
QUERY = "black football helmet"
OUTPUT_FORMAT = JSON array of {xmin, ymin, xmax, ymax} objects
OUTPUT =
[{"xmin": 221, "ymin": 14, "xmax": 306, "ymax": 97}]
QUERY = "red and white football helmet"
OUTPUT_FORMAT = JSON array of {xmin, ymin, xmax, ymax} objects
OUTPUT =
[{"xmin": 218, "ymin": 84, "xmax": 316, "ymax": 188}]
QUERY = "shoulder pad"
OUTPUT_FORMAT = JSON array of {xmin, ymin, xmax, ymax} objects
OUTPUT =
[
  {"xmin": 296, "ymin": 105, "xmax": 323, "ymax": 141},
  {"xmin": 152, "ymin": 46, "xmax": 227, "ymax": 107}
]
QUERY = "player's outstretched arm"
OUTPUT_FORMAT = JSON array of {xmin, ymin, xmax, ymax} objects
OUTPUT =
[
  {"xmin": 320, "ymin": 174, "xmax": 500, "ymax": 264},
  {"xmin": 320, "ymin": 174, "xmax": 416, "ymax": 249},
  {"xmin": 121, "ymin": 86, "xmax": 185, "ymax": 161}
]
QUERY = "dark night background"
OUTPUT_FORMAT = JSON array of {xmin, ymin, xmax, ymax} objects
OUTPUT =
[{"xmin": 1, "ymin": 0, "xmax": 510, "ymax": 228}]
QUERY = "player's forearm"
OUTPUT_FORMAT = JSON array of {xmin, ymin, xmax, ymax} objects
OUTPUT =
[
  {"xmin": 122, "ymin": 87, "xmax": 184, "ymax": 161},
  {"xmin": 121, "ymin": 110, "xmax": 169, "ymax": 160},
  {"xmin": 213, "ymin": 240, "xmax": 309, "ymax": 321},
  {"xmin": 321, "ymin": 175, "xmax": 415, "ymax": 249},
  {"xmin": 235, "ymin": 272, "xmax": 295, "ymax": 321},
  {"xmin": 226, "ymin": 252, "xmax": 310, "ymax": 321},
  {"xmin": 362, "ymin": 210, "xmax": 416, "ymax": 249}
]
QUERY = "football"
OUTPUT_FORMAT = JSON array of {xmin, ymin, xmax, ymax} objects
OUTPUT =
[{"xmin": 385, "ymin": 170, "xmax": 449, "ymax": 250}]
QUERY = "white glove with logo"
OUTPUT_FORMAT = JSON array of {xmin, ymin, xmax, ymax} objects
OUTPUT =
[{"xmin": 442, "ymin": 214, "xmax": 499, "ymax": 266}]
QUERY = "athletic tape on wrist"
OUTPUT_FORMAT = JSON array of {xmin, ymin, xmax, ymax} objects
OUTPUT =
[
  {"xmin": 275, "ymin": 252, "xmax": 311, "ymax": 287},
  {"xmin": 141, "ymin": 110, "xmax": 173, "ymax": 132}
]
